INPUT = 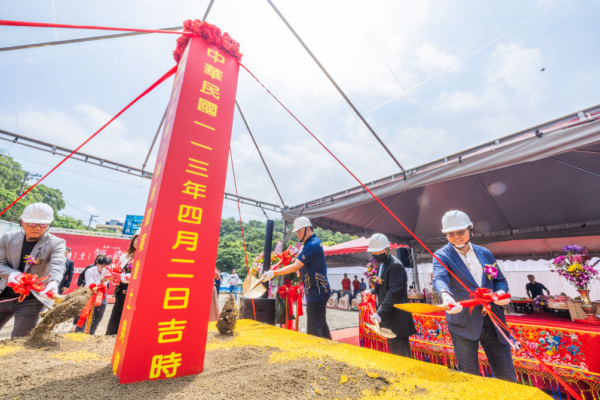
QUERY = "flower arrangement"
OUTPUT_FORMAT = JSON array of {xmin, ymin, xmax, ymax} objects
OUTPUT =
[
  {"xmin": 365, "ymin": 258, "xmax": 383, "ymax": 285},
  {"xmin": 533, "ymin": 294, "xmax": 552, "ymax": 308},
  {"xmin": 484, "ymin": 263, "xmax": 498, "ymax": 280},
  {"xmin": 23, "ymin": 255, "xmax": 42, "ymax": 266},
  {"xmin": 550, "ymin": 245, "xmax": 599, "ymax": 289},
  {"xmin": 250, "ymin": 253, "xmax": 264, "ymax": 277}
]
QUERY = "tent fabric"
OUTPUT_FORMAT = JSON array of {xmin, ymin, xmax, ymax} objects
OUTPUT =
[
  {"xmin": 283, "ymin": 115, "xmax": 600, "ymax": 258},
  {"xmin": 324, "ymin": 236, "xmax": 408, "ymax": 255}
]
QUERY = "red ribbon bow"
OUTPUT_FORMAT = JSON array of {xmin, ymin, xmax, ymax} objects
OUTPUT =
[
  {"xmin": 7, "ymin": 273, "xmax": 49, "ymax": 302},
  {"xmin": 76, "ymin": 283, "xmax": 108, "ymax": 328}
]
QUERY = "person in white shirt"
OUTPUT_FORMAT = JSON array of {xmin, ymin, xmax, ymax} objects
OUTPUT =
[
  {"xmin": 75, "ymin": 255, "xmax": 112, "ymax": 335},
  {"xmin": 106, "ymin": 230, "xmax": 139, "ymax": 335},
  {"xmin": 228, "ymin": 269, "xmax": 240, "ymax": 300}
]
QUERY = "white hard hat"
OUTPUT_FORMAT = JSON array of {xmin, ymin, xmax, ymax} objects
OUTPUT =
[
  {"xmin": 367, "ymin": 233, "xmax": 390, "ymax": 252},
  {"xmin": 20, "ymin": 203, "xmax": 54, "ymax": 224},
  {"xmin": 292, "ymin": 216, "xmax": 312, "ymax": 233},
  {"xmin": 441, "ymin": 210, "xmax": 473, "ymax": 233},
  {"xmin": 134, "ymin": 229, "xmax": 141, "ymax": 236}
]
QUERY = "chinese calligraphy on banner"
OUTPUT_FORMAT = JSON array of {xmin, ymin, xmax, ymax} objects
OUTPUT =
[{"xmin": 111, "ymin": 36, "xmax": 240, "ymax": 384}]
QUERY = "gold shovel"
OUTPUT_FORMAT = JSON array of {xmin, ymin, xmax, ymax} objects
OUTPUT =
[
  {"xmin": 364, "ymin": 304, "xmax": 396, "ymax": 339},
  {"xmin": 394, "ymin": 303, "xmax": 449, "ymax": 314},
  {"xmin": 242, "ymin": 274, "xmax": 267, "ymax": 299}
]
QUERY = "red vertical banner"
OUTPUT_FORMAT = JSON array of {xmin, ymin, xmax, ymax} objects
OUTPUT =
[{"xmin": 112, "ymin": 36, "xmax": 240, "ymax": 384}]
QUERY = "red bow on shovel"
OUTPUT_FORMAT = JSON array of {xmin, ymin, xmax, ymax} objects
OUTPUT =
[{"xmin": 6, "ymin": 273, "xmax": 62, "ymax": 302}]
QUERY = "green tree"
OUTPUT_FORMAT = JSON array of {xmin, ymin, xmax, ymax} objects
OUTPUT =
[
  {"xmin": 215, "ymin": 217, "xmax": 357, "ymax": 276},
  {"xmin": 0, "ymin": 154, "xmax": 87, "ymax": 229}
]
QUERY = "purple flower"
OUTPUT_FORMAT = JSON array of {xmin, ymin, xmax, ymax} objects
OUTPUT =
[{"xmin": 563, "ymin": 245, "xmax": 583, "ymax": 253}]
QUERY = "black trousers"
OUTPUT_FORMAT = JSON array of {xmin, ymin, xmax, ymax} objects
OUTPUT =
[
  {"xmin": 106, "ymin": 289, "xmax": 127, "ymax": 335},
  {"xmin": 306, "ymin": 300, "xmax": 332, "ymax": 340},
  {"xmin": 388, "ymin": 336, "xmax": 412, "ymax": 357},
  {"xmin": 75, "ymin": 304, "xmax": 106, "ymax": 335}
]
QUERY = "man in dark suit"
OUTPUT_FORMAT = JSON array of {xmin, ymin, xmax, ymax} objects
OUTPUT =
[
  {"xmin": 58, "ymin": 247, "xmax": 75, "ymax": 294},
  {"xmin": 368, "ymin": 233, "xmax": 416, "ymax": 357},
  {"xmin": 433, "ymin": 210, "xmax": 515, "ymax": 382}
]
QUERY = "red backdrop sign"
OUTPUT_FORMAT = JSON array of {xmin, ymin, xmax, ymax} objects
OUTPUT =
[
  {"xmin": 53, "ymin": 233, "xmax": 131, "ymax": 295},
  {"xmin": 111, "ymin": 36, "xmax": 240, "ymax": 384}
]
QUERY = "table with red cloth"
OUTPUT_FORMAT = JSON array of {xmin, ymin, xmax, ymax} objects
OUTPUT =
[{"xmin": 358, "ymin": 298, "xmax": 600, "ymax": 398}]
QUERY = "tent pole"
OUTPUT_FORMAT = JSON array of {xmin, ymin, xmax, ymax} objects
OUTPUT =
[
  {"xmin": 142, "ymin": 107, "xmax": 167, "ymax": 171},
  {"xmin": 266, "ymin": 0, "xmax": 405, "ymax": 174},
  {"xmin": 236, "ymin": 100, "xmax": 285, "ymax": 206}
]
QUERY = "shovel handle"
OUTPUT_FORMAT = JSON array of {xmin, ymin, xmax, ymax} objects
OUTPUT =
[{"xmin": 451, "ymin": 293, "xmax": 511, "ymax": 309}]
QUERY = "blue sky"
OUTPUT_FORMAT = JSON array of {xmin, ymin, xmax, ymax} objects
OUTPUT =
[{"xmin": 1, "ymin": 0, "xmax": 599, "ymax": 226}]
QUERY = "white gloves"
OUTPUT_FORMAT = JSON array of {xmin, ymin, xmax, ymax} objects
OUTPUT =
[
  {"xmin": 362, "ymin": 289, "xmax": 372, "ymax": 295},
  {"xmin": 261, "ymin": 270, "xmax": 275, "ymax": 282},
  {"xmin": 442, "ymin": 293, "xmax": 463, "ymax": 314},
  {"xmin": 41, "ymin": 281, "xmax": 58, "ymax": 299},
  {"xmin": 121, "ymin": 274, "xmax": 131, "ymax": 283},
  {"xmin": 102, "ymin": 269, "xmax": 113, "ymax": 278},
  {"xmin": 494, "ymin": 290, "xmax": 511, "ymax": 306},
  {"xmin": 371, "ymin": 313, "xmax": 382, "ymax": 323},
  {"xmin": 8, "ymin": 271, "xmax": 23, "ymax": 285}
]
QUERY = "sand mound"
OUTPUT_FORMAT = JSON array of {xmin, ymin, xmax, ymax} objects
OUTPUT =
[{"xmin": 28, "ymin": 287, "xmax": 92, "ymax": 344}]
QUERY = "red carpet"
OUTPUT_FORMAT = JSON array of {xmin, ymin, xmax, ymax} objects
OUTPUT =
[{"xmin": 331, "ymin": 327, "xmax": 360, "ymax": 347}]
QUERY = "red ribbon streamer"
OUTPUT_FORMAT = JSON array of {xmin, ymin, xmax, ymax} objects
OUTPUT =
[
  {"xmin": 7, "ymin": 274, "xmax": 49, "ymax": 302},
  {"xmin": 0, "ymin": 66, "xmax": 177, "ymax": 218},
  {"xmin": 76, "ymin": 283, "xmax": 107, "ymax": 328},
  {"xmin": 278, "ymin": 284, "xmax": 304, "ymax": 329},
  {"xmin": 241, "ymin": 64, "xmax": 583, "ymax": 400},
  {"xmin": 0, "ymin": 20, "xmax": 190, "ymax": 36}
]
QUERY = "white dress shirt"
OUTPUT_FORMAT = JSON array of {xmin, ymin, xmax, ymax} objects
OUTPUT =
[
  {"xmin": 453, "ymin": 244, "xmax": 483, "ymax": 287},
  {"xmin": 85, "ymin": 267, "xmax": 107, "ymax": 287}
]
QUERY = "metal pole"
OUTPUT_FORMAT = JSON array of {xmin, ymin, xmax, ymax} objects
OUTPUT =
[
  {"xmin": 235, "ymin": 100, "xmax": 285, "ymax": 206},
  {"xmin": 18, "ymin": 172, "xmax": 30, "ymax": 196},
  {"xmin": 266, "ymin": 0, "xmax": 406, "ymax": 174},
  {"xmin": 203, "ymin": 0, "xmax": 216, "ymax": 21},
  {"xmin": 0, "ymin": 26, "xmax": 184, "ymax": 53},
  {"xmin": 411, "ymin": 247, "xmax": 420, "ymax": 292},
  {"xmin": 142, "ymin": 107, "xmax": 167, "ymax": 171},
  {"xmin": 87, "ymin": 215, "xmax": 98, "ymax": 230}
]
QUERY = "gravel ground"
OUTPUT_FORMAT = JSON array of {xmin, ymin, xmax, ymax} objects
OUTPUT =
[{"xmin": 1, "ymin": 294, "xmax": 358, "ymax": 339}]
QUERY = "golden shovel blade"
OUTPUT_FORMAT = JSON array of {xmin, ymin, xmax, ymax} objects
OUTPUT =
[
  {"xmin": 394, "ymin": 303, "xmax": 447, "ymax": 314},
  {"xmin": 243, "ymin": 275, "xmax": 267, "ymax": 299},
  {"xmin": 364, "ymin": 322, "xmax": 397, "ymax": 339}
]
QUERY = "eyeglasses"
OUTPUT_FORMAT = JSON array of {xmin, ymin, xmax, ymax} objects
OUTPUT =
[
  {"xmin": 446, "ymin": 229, "xmax": 468, "ymax": 238},
  {"xmin": 26, "ymin": 223, "xmax": 49, "ymax": 229}
]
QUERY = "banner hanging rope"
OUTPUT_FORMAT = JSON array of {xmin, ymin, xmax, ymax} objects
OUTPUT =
[
  {"xmin": 0, "ymin": 20, "xmax": 190, "ymax": 36},
  {"xmin": 239, "ymin": 63, "xmax": 582, "ymax": 400},
  {"xmin": 0, "ymin": 65, "xmax": 177, "ymax": 218}
]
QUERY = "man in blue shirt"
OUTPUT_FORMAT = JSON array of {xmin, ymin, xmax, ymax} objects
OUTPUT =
[
  {"xmin": 433, "ymin": 210, "xmax": 515, "ymax": 382},
  {"xmin": 261, "ymin": 217, "xmax": 332, "ymax": 339}
]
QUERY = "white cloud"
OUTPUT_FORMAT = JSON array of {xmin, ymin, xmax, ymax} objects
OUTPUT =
[
  {"xmin": 83, "ymin": 205, "xmax": 98, "ymax": 215},
  {"xmin": 435, "ymin": 43, "xmax": 545, "ymax": 112},
  {"xmin": 0, "ymin": 104, "xmax": 151, "ymax": 168}
]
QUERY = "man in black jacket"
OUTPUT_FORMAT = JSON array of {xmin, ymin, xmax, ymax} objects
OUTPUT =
[
  {"xmin": 58, "ymin": 247, "xmax": 75, "ymax": 294},
  {"xmin": 368, "ymin": 233, "xmax": 416, "ymax": 357}
]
